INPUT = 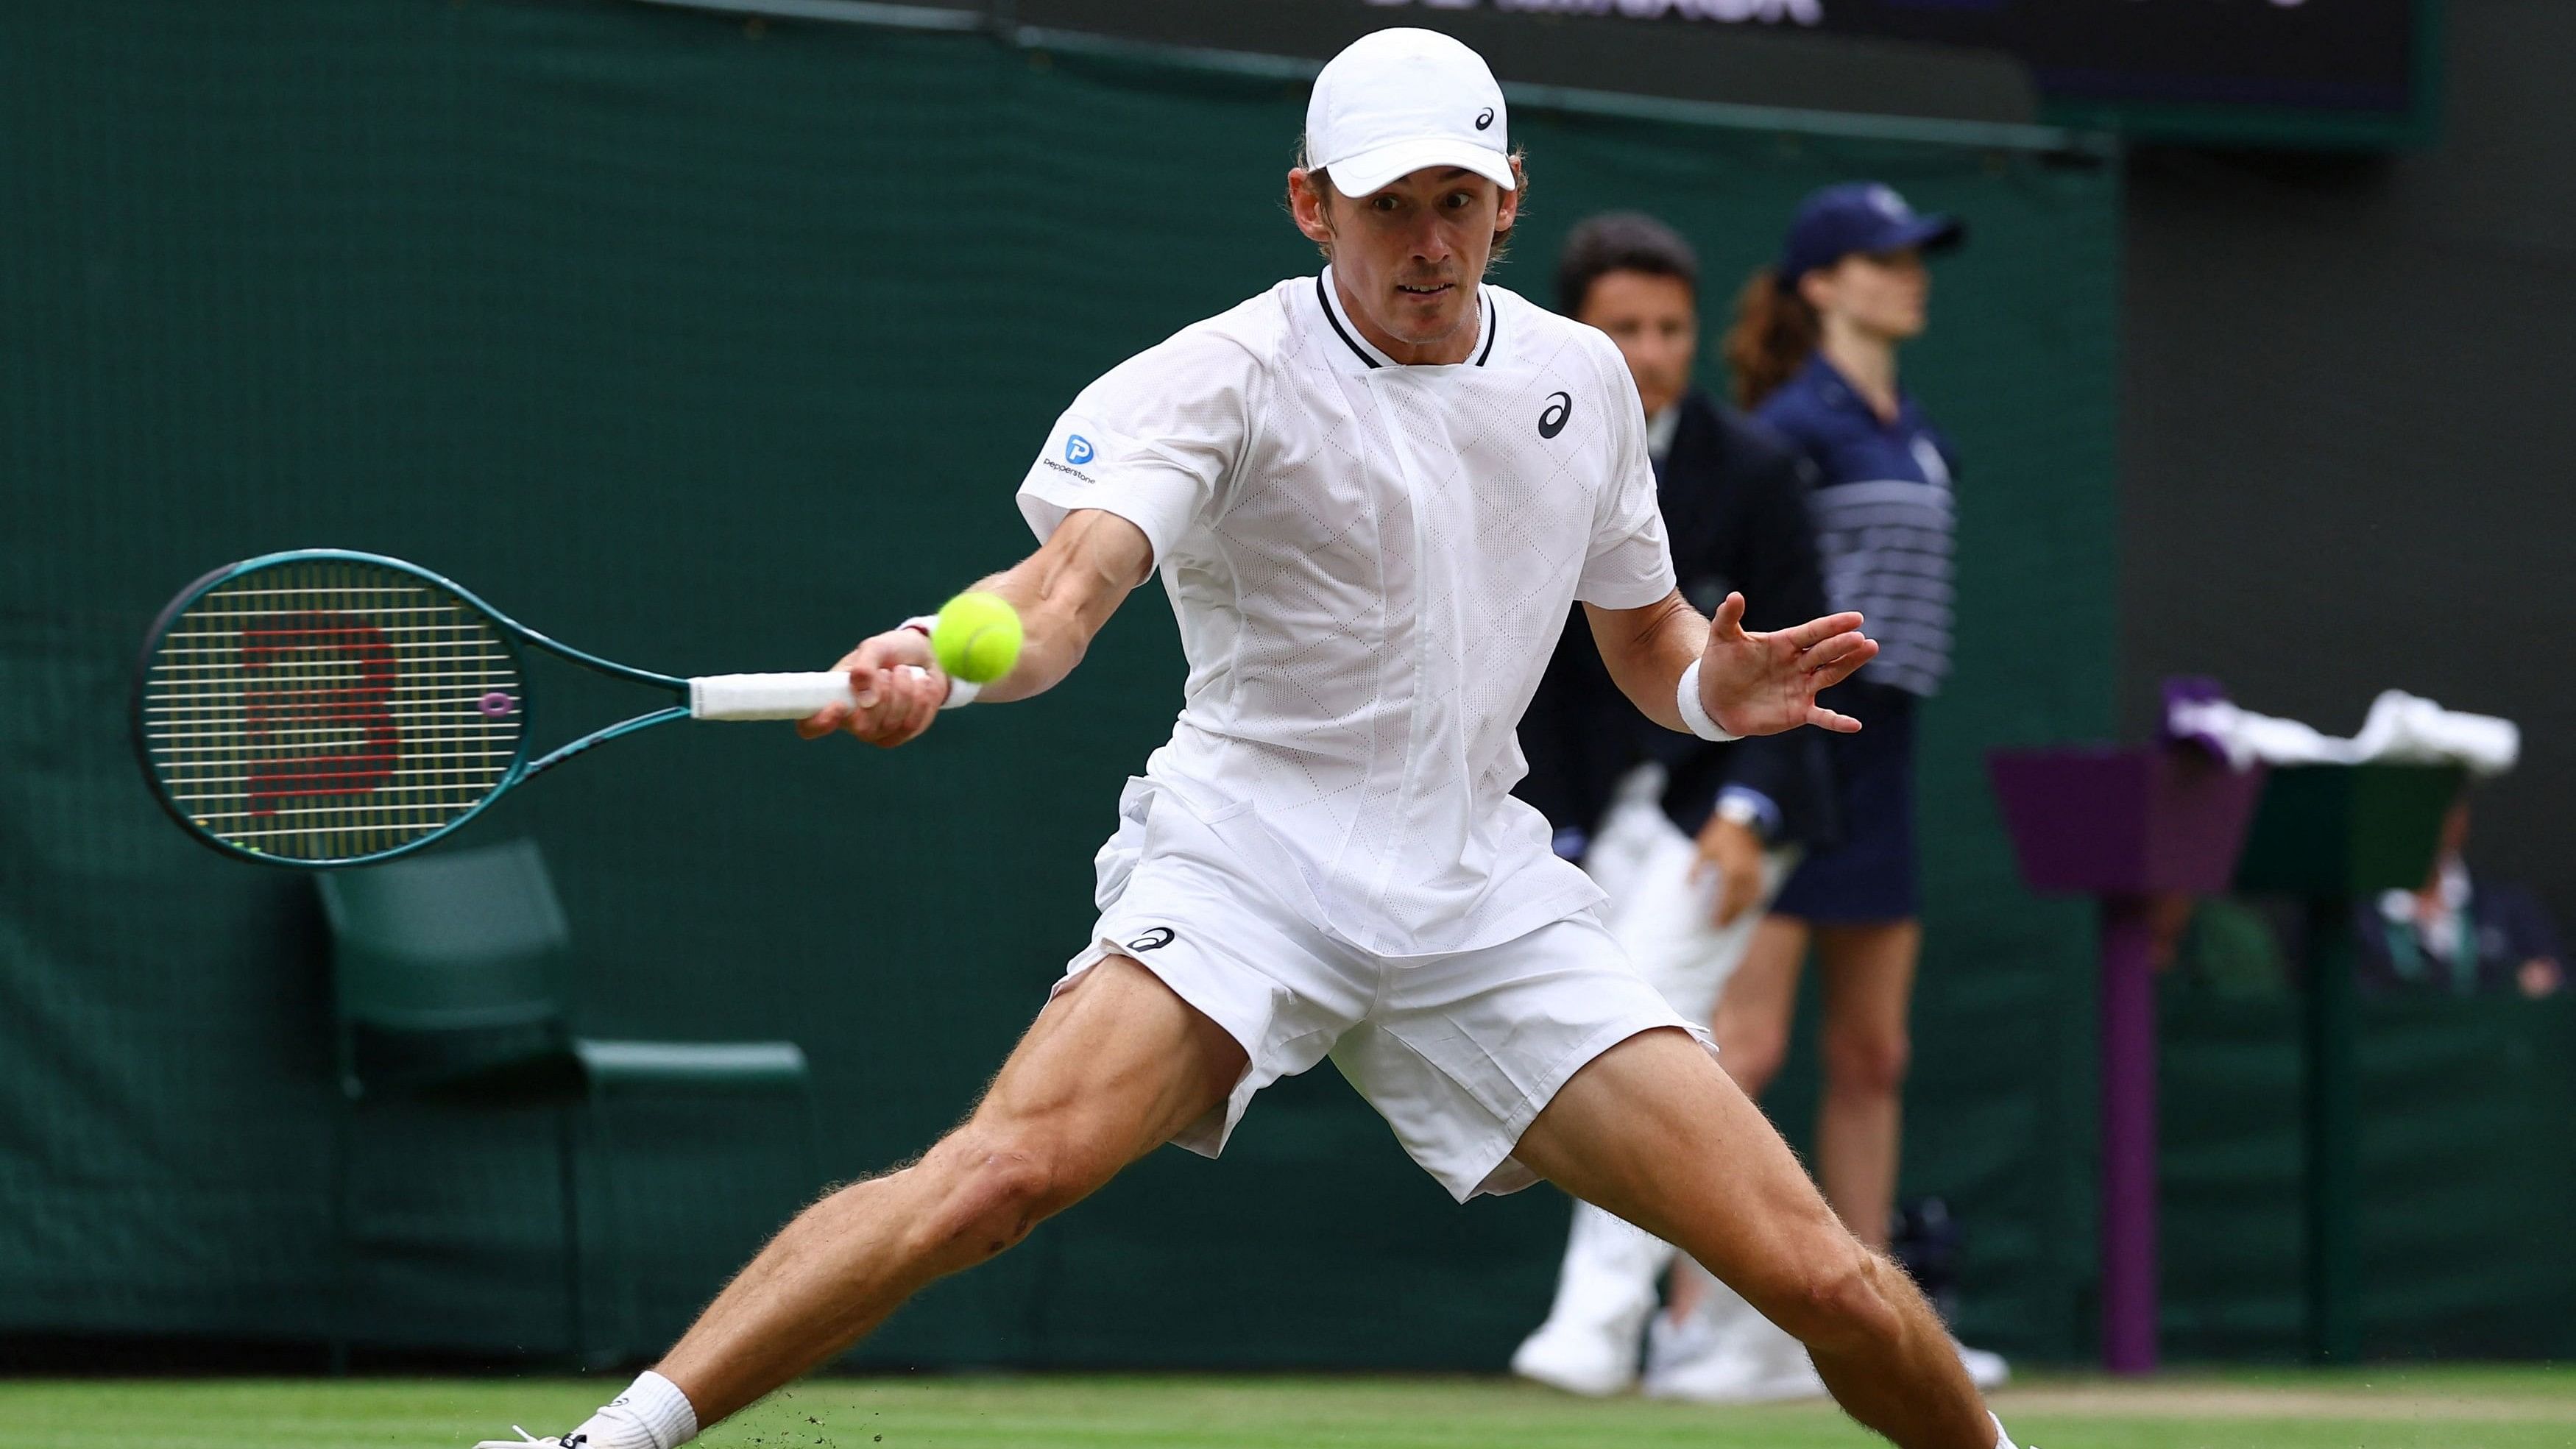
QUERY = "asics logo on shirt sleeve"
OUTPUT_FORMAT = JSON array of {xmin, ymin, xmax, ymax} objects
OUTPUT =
[
  {"xmin": 1538, "ymin": 392, "xmax": 1572, "ymax": 439},
  {"xmin": 1126, "ymin": 927, "xmax": 1177, "ymax": 952}
]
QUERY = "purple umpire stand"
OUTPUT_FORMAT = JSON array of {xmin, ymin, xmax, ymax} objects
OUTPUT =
[{"xmin": 1987, "ymin": 745, "xmax": 2267, "ymax": 1373}]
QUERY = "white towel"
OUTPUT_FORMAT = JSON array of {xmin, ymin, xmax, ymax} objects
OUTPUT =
[{"xmin": 2166, "ymin": 688, "xmax": 2516, "ymax": 778}]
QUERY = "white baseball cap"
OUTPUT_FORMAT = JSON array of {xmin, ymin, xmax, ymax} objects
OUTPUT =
[{"xmin": 1305, "ymin": 29, "xmax": 1514, "ymax": 199}]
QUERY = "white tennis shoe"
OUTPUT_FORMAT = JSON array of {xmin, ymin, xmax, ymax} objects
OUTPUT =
[
  {"xmin": 1509, "ymin": 1307, "xmax": 1649, "ymax": 1397},
  {"xmin": 1641, "ymin": 1297, "xmax": 1828, "ymax": 1404},
  {"xmin": 1956, "ymin": 1336, "xmax": 2011, "ymax": 1389},
  {"xmin": 472, "ymin": 1430, "xmax": 582, "ymax": 1449},
  {"xmin": 1509, "ymin": 1201, "xmax": 1671, "ymax": 1395},
  {"xmin": 1515, "ymin": 1317, "xmax": 1638, "ymax": 1400}
]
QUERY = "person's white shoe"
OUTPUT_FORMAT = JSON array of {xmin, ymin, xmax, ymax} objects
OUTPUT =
[
  {"xmin": 473, "ymin": 1431, "xmax": 582, "ymax": 1449},
  {"xmin": 1641, "ymin": 1320, "xmax": 1828, "ymax": 1403},
  {"xmin": 1510, "ymin": 1201, "xmax": 1673, "ymax": 1395},
  {"xmin": 1511, "ymin": 1313, "xmax": 1646, "ymax": 1397},
  {"xmin": 1640, "ymin": 1289, "xmax": 1828, "ymax": 1404},
  {"xmin": 1639, "ymin": 1305, "xmax": 1726, "ymax": 1382},
  {"xmin": 1955, "ymin": 1337, "xmax": 2011, "ymax": 1390}
]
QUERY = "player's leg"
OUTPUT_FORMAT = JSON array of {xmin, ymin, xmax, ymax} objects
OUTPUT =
[
  {"xmin": 1710, "ymin": 913, "xmax": 1809, "ymax": 1095},
  {"xmin": 607, "ymin": 955, "xmax": 1242, "ymax": 1441},
  {"xmin": 1513, "ymin": 1027, "xmax": 1995, "ymax": 1449},
  {"xmin": 1814, "ymin": 919, "xmax": 1919, "ymax": 1250}
]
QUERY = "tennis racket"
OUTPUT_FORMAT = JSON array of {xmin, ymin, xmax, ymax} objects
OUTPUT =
[{"xmin": 134, "ymin": 548, "xmax": 871, "ymax": 868}]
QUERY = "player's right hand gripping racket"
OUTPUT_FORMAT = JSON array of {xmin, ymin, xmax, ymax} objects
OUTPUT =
[{"xmin": 134, "ymin": 549, "xmax": 868, "ymax": 868}]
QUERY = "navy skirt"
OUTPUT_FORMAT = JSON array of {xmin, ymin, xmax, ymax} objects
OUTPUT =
[{"xmin": 1771, "ymin": 681, "xmax": 1919, "ymax": 924}]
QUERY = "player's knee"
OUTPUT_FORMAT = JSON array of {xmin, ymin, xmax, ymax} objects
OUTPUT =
[
  {"xmin": 1775, "ymin": 1248, "xmax": 1907, "ymax": 1357},
  {"xmin": 916, "ymin": 1133, "xmax": 1069, "ymax": 1260},
  {"xmin": 1821, "ymin": 1024, "xmax": 1910, "ymax": 1098}
]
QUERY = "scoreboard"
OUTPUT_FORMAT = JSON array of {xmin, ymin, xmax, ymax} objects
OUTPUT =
[
  {"xmin": 1361, "ymin": 0, "xmax": 2437, "ymax": 144},
  {"xmin": 890, "ymin": 0, "xmax": 2438, "ymax": 146}
]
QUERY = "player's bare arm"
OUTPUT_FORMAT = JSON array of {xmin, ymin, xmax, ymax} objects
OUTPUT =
[
  {"xmin": 795, "ymin": 509, "xmax": 1155, "ymax": 746},
  {"xmin": 1585, "ymin": 588, "xmax": 1880, "ymax": 737}
]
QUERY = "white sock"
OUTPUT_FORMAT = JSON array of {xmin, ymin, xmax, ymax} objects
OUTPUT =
[
  {"xmin": 570, "ymin": 1371, "xmax": 700, "ymax": 1449},
  {"xmin": 1992, "ymin": 1410, "xmax": 2018, "ymax": 1448}
]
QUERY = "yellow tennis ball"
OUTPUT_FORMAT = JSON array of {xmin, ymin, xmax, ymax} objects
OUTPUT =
[{"xmin": 933, "ymin": 591, "xmax": 1023, "ymax": 684}]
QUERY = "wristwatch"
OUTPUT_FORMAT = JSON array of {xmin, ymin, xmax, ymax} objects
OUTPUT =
[{"xmin": 1716, "ymin": 793, "xmax": 1769, "ymax": 840}]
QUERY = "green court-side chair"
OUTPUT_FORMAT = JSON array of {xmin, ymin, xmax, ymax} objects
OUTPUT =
[{"xmin": 316, "ymin": 838, "xmax": 819, "ymax": 1368}]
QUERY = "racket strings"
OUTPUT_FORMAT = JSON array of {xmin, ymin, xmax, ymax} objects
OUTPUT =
[{"xmin": 142, "ymin": 558, "xmax": 525, "ymax": 861}]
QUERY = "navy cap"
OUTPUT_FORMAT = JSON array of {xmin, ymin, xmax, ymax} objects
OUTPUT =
[{"xmin": 1777, "ymin": 182, "xmax": 1964, "ymax": 291}]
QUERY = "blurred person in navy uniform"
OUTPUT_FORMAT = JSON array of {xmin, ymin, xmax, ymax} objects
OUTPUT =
[
  {"xmin": 1509, "ymin": 213, "xmax": 1838, "ymax": 1397},
  {"xmin": 2360, "ymin": 793, "xmax": 2566, "ymax": 999},
  {"xmin": 1645, "ymin": 183, "xmax": 2008, "ymax": 1403}
]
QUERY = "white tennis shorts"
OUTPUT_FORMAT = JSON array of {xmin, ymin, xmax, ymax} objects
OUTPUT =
[{"xmin": 1057, "ymin": 778, "xmax": 1704, "ymax": 1202}]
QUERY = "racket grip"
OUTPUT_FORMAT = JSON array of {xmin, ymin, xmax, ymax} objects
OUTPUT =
[{"xmin": 689, "ymin": 672, "xmax": 857, "ymax": 721}]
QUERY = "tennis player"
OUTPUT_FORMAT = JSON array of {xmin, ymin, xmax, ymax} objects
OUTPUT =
[{"xmin": 481, "ymin": 29, "xmax": 2022, "ymax": 1449}]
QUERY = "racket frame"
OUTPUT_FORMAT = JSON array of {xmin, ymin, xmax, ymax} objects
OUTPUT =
[{"xmin": 133, "ymin": 548, "xmax": 696, "ymax": 870}]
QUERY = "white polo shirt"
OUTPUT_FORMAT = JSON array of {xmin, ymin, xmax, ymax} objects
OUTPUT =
[{"xmin": 1018, "ymin": 269, "xmax": 1675, "ymax": 958}]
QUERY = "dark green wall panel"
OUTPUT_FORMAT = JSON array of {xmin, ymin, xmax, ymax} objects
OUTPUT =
[
  {"xmin": 0, "ymin": 0, "xmax": 2120, "ymax": 1364},
  {"xmin": 2158, "ymin": 989, "xmax": 2576, "ymax": 1361}
]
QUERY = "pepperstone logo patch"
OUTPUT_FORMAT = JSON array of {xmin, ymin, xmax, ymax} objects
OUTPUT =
[
  {"xmin": 1538, "ymin": 391, "xmax": 1573, "ymax": 439},
  {"xmin": 1041, "ymin": 431, "xmax": 1098, "ymax": 482}
]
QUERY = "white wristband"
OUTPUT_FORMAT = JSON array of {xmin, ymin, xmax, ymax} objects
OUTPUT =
[
  {"xmin": 900, "ymin": 615, "xmax": 983, "ymax": 709},
  {"xmin": 1676, "ymin": 658, "xmax": 1740, "ymax": 743}
]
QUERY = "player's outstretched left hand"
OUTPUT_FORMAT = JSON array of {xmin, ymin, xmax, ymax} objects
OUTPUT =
[{"xmin": 1698, "ymin": 592, "xmax": 1879, "ymax": 737}]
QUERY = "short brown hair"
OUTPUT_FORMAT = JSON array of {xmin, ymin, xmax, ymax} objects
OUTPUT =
[{"xmin": 1555, "ymin": 211, "xmax": 1697, "ymax": 317}]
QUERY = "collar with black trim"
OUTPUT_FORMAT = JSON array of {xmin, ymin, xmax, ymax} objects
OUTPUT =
[{"xmin": 1314, "ymin": 266, "xmax": 1495, "ymax": 373}]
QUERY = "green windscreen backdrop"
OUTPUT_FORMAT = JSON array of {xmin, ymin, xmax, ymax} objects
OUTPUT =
[
  {"xmin": 2157, "ymin": 988, "xmax": 2576, "ymax": 1361},
  {"xmin": 2, "ymin": 0, "xmax": 2121, "ymax": 1365}
]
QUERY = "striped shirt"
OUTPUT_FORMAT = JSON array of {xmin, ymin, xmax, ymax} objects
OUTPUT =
[{"xmin": 1755, "ymin": 355, "xmax": 1958, "ymax": 698}]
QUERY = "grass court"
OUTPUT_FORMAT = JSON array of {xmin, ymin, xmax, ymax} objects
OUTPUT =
[{"xmin": 10, "ymin": 1367, "xmax": 2575, "ymax": 1449}]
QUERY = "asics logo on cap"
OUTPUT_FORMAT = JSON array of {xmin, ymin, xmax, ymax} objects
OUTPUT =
[
  {"xmin": 1538, "ymin": 392, "xmax": 1572, "ymax": 439},
  {"xmin": 1475, "ymin": 107, "xmax": 1494, "ymax": 131}
]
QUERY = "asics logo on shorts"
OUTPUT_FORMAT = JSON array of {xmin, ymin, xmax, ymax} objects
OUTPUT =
[
  {"xmin": 1538, "ymin": 391, "xmax": 1572, "ymax": 439},
  {"xmin": 1126, "ymin": 927, "xmax": 1177, "ymax": 952}
]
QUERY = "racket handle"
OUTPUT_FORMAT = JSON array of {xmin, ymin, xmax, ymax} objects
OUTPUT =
[{"xmin": 689, "ymin": 671, "xmax": 857, "ymax": 721}]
